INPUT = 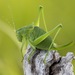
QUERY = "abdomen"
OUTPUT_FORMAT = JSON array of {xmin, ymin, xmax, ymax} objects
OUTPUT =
[{"xmin": 29, "ymin": 26, "xmax": 52, "ymax": 50}]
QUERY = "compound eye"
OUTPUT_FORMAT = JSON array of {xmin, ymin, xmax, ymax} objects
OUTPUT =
[
  {"xmin": 16, "ymin": 31, "xmax": 22, "ymax": 42},
  {"xmin": 17, "ymin": 34, "xmax": 22, "ymax": 42}
]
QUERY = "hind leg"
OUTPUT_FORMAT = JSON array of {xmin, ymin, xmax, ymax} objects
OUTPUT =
[{"xmin": 44, "ymin": 24, "xmax": 62, "ymax": 64}]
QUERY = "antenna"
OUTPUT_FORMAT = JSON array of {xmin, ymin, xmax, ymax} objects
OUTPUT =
[{"xmin": 7, "ymin": 4, "xmax": 16, "ymax": 32}]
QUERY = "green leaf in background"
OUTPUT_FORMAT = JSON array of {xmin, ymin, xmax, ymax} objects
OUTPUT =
[{"xmin": 0, "ymin": 0, "xmax": 75, "ymax": 75}]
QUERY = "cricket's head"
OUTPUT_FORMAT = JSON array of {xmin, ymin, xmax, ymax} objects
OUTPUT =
[{"xmin": 16, "ymin": 24, "xmax": 34, "ymax": 42}]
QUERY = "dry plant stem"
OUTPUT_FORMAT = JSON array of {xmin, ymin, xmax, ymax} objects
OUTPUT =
[{"xmin": 23, "ymin": 46, "xmax": 74, "ymax": 75}]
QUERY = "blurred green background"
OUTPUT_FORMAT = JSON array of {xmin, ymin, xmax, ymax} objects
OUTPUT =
[{"xmin": 0, "ymin": 0, "xmax": 75, "ymax": 75}]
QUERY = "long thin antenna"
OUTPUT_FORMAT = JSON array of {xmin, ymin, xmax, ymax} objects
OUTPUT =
[
  {"xmin": 7, "ymin": 5, "xmax": 16, "ymax": 32},
  {"xmin": 1, "ymin": 15, "xmax": 12, "ymax": 28},
  {"xmin": 5, "ymin": 18, "xmax": 12, "ymax": 27},
  {"xmin": 3, "ymin": 0, "xmax": 16, "ymax": 32}
]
